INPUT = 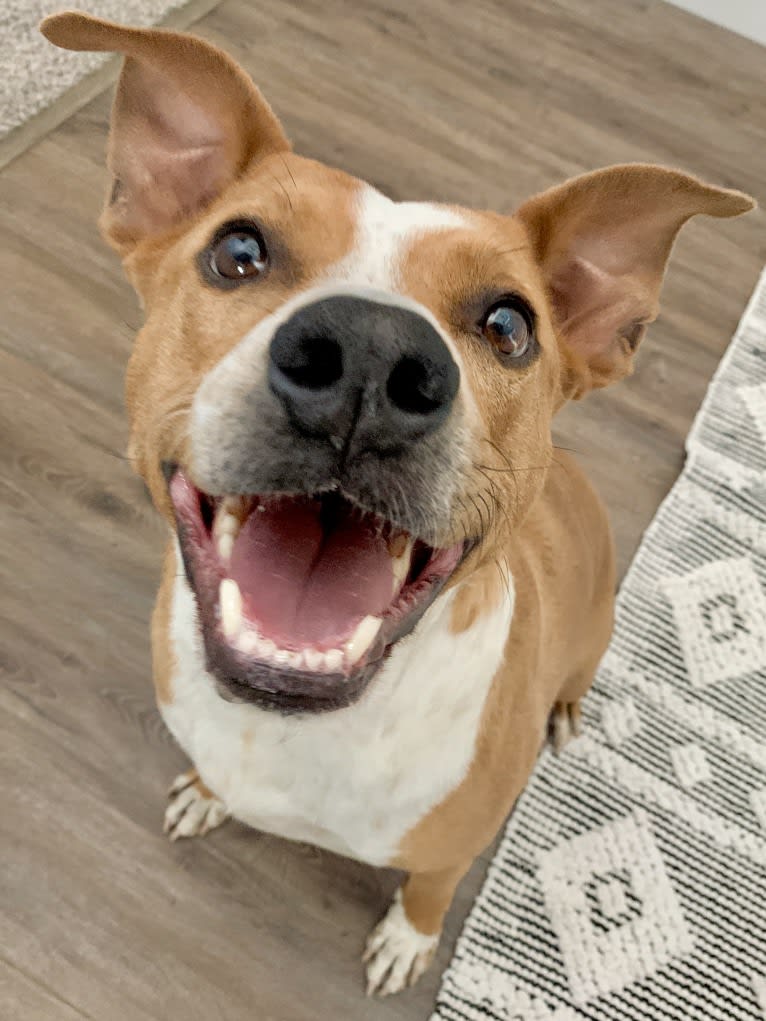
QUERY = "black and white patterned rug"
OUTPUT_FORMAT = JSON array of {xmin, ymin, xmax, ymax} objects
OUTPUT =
[{"xmin": 432, "ymin": 269, "xmax": 766, "ymax": 1021}]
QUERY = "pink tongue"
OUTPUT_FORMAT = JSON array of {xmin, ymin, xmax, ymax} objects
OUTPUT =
[{"xmin": 229, "ymin": 499, "xmax": 395, "ymax": 648}]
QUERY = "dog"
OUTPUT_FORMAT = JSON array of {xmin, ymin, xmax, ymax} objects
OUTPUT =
[{"xmin": 41, "ymin": 10, "xmax": 754, "ymax": 997}]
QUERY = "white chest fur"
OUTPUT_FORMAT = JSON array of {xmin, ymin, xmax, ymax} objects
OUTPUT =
[{"xmin": 161, "ymin": 549, "xmax": 514, "ymax": 866}]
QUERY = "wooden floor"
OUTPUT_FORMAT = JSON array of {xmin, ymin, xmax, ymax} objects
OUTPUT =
[{"xmin": 1, "ymin": 1, "xmax": 764, "ymax": 1018}]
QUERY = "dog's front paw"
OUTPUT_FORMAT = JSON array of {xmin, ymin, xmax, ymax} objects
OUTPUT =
[
  {"xmin": 164, "ymin": 768, "xmax": 229, "ymax": 841},
  {"xmin": 363, "ymin": 888, "xmax": 439, "ymax": 996}
]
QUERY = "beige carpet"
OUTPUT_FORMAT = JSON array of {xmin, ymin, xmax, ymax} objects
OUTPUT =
[{"xmin": 0, "ymin": 0, "xmax": 220, "ymax": 165}]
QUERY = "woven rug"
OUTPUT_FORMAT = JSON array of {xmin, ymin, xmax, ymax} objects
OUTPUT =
[{"xmin": 432, "ymin": 268, "xmax": 766, "ymax": 1021}]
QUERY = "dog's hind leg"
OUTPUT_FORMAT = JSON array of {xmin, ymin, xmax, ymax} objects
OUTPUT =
[
  {"xmin": 550, "ymin": 588, "xmax": 614, "ymax": 754},
  {"xmin": 549, "ymin": 660, "xmax": 601, "ymax": 753},
  {"xmin": 164, "ymin": 768, "xmax": 229, "ymax": 841},
  {"xmin": 549, "ymin": 699, "xmax": 584, "ymax": 754}
]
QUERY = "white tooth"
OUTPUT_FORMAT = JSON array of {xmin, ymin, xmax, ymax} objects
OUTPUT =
[
  {"xmin": 323, "ymin": 648, "xmax": 344, "ymax": 673},
  {"xmin": 213, "ymin": 496, "xmax": 252, "ymax": 561},
  {"xmin": 345, "ymin": 615, "xmax": 383, "ymax": 666},
  {"xmin": 388, "ymin": 532, "xmax": 409, "ymax": 558},
  {"xmin": 219, "ymin": 578, "xmax": 242, "ymax": 639},
  {"xmin": 217, "ymin": 532, "xmax": 234, "ymax": 562},
  {"xmin": 303, "ymin": 648, "xmax": 325, "ymax": 672},
  {"xmin": 287, "ymin": 650, "xmax": 304, "ymax": 670},
  {"xmin": 239, "ymin": 630, "xmax": 277, "ymax": 661},
  {"xmin": 391, "ymin": 536, "xmax": 414, "ymax": 593},
  {"xmin": 215, "ymin": 513, "xmax": 237, "ymax": 537},
  {"xmin": 258, "ymin": 636, "xmax": 277, "ymax": 660},
  {"xmin": 214, "ymin": 498, "xmax": 243, "ymax": 534},
  {"xmin": 239, "ymin": 629, "xmax": 260, "ymax": 655},
  {"xmin": 272, "ymin": 647, "xmax": 292, "ymax": 668}
]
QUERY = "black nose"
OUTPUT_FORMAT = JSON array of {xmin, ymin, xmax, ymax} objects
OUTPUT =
[{"xmin": 268, "ymin": 296, "xmax": 459, "ymax": 454}]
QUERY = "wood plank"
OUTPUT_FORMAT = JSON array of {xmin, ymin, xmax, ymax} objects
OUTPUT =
[
  {"xmin": 0, "ymin": 960, "xmax": 91, "ymax": 1021},
  {"xmin": 1, "ymin": 0, "xmax": 763, "ymax": 1017}
]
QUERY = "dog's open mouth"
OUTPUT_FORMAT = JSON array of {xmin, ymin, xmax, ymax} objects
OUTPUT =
[{"xmin": 168, "ymin": 469, "xmax": 466, "ymax": 712}]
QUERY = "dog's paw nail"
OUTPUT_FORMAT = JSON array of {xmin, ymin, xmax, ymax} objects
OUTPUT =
[
  {"xmin": 164, "ymin": 773, "xmax": 229, "ymax": 841},
  {"xmin": 168, "ymin": 768, "xmax": 197, "ymax": 796},
  {"xmin": 550, "ymin": 701, "xmax": 583, "ymax": 754},
  {"xmin": 363, "ymin": 889, "xmax": 439, "ymax": 996}
]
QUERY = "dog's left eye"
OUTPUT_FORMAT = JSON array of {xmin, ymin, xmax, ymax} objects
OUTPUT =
[
  {"xmin": 482, "ymin": 300, "xmax": 535, "ymax": 359},
  {"xmin": 209, "ymin": 227, "xmax": 267, "ymax": 281}
]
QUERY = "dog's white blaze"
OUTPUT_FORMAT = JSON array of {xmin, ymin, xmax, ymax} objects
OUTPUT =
[
  {"xmin": 327, "ymin": 186, "xmax": 467, "ymax": 292},
  {"xmin": 321, "ymin": 185, "xmax": 483, "ymax": 430},
  {"xmin": 161, "ymin": 543, "xmax": 514, "ymax": 866}
]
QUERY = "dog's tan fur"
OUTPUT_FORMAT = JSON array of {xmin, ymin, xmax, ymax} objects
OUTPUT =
[
  {"xmin": 395, "ymin": 453, "xmax": 615, "ymax": 933},
  {"xmin": 42, "ymin": 10, "xmax": 754, "ymax": 995}
]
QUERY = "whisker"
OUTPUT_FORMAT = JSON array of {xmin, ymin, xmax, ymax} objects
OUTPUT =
[
  {"xmin": 492, "ymin": 556, "xmax": 513, "ymax": 605},
  {"xmin": 269, "ymin": 170, "xmax": 294, "ymax": 213},
  {"xmin": 472, "ymin": 461, "xmax": 549, "ymax": 475},
  {"xmin": 479, "ymin": 435, "xmax": 553, "ymax": 476},
  {"xmin": 279, "ymin": 153, "xmax": 298, "ymax": 194},
  {"xmin": 105, "ymin": 449, "xmax": 135, "ymax": 464},
  {"xmin": 474, "ymin": 488, "xmax": 494, "ymax": 533},
  {"xmin": 492, "ymin": 244, "xmax": 530, "ymax": 259},
  {"xmin": 473, "ymin": 466, "xmax": 513, "ymax": 535}
]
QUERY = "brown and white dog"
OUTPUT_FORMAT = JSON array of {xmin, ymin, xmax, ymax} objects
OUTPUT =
[{"xmin": 42, "ymin": 11, "xmax": 754, "ymax": 997}]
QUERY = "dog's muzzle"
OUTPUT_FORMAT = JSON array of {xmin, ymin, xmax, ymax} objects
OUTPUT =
[{"xmin": 169, "ymin": 293, "xmax": 472, "ymax": 713}]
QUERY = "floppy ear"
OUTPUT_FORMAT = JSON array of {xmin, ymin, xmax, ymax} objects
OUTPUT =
[
  {"xmin": 40, "ymin": 11, "xmax": 290, "ymax": 252},
  {"xmin": 516, "ymin": 164, "xmax": 754, "ymax": 398}
]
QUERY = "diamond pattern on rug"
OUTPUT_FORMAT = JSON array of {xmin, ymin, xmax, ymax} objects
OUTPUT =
[
  {"xmin": 601, "ymin": 697, "xmax": 641, "ymax": 747},
  {"xmin": 670, "ymin": 743, "xmax": 712, "ymax": 788},
  {"xmin": 538, "ymin": 810, "xmax": 693, "ymax": 1005},
  {"xmin": 431, "ymin": 269, "xmax": 766, "ymax": 1020},
  {"xmin": 662, "ymin": 556, "xmax": 766, "ymax": 688}
]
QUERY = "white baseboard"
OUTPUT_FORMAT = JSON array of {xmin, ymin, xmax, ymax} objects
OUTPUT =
[{"xmin": 666, "ymin": 0, "xmax": 766, "ymax": 46}]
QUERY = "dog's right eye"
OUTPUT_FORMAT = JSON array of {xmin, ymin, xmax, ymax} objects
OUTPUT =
[{"xmin": 207, "ymin": 225, "xmax": 267, "ymax": 282}]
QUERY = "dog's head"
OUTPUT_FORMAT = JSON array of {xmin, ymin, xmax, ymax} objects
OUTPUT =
[{"xmin": 43, "ymin": 12, "xmax": 753, "ymax": 713}]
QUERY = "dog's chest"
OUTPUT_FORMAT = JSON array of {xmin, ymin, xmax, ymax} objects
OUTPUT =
[{"xmin": 161, "ymin": 569, "xmax": 513, "ymax": 865}]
